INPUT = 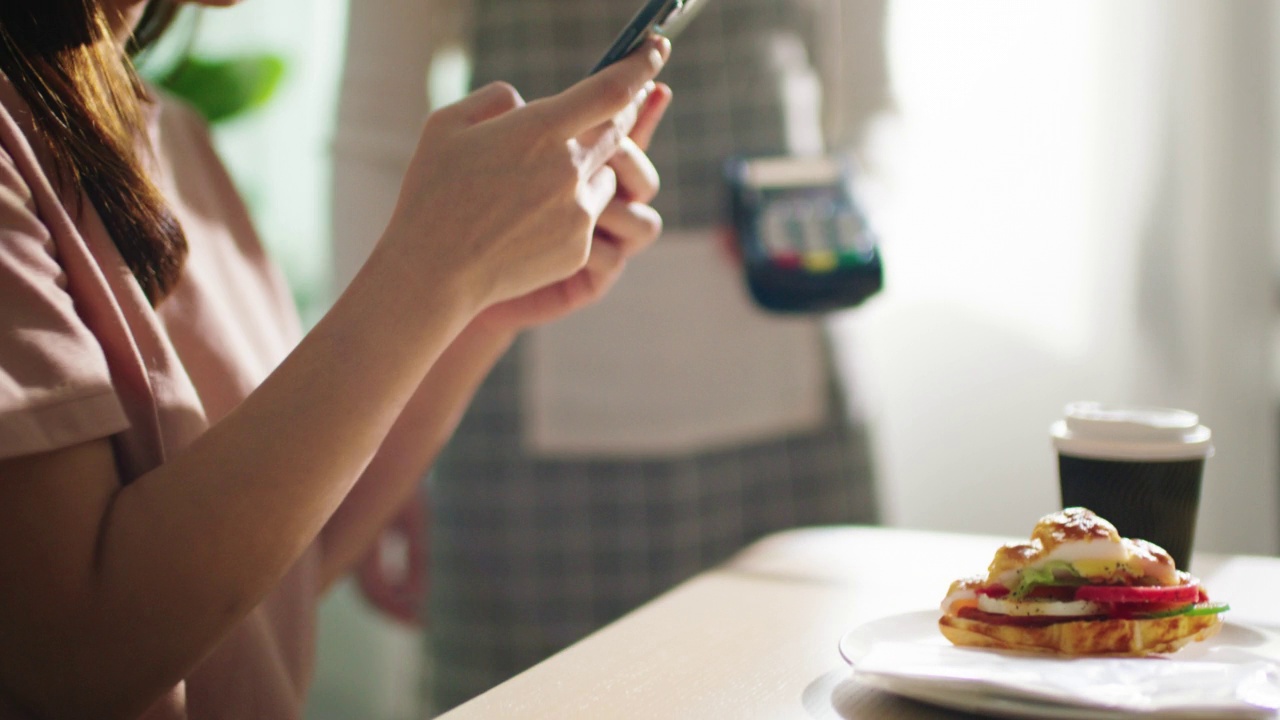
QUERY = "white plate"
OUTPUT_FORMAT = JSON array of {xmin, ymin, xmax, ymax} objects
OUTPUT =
[{"xmin": 838, "ymin": 610, "xmax": 1280, "ymax": 720}]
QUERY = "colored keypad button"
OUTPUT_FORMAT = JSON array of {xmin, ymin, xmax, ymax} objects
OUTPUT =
[{"xmin": 802, "ymin": 251, "xmax": 838, "ymax": 273}]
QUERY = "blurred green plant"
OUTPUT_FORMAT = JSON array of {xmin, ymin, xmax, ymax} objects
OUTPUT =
[
  {"xmin": 149, "ymin": 53, "xmax": 287, "ymax": 124},
  {"xmin": 137, "ymin": 32, "xmax": 322, "ymax": 321}
]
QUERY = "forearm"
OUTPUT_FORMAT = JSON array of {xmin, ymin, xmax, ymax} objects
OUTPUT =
[
  {"xmin": 85, "ymin": 241, "xmax": 481, "ymax": 711},
  {"xmin": 317, "ymin": 317, "xmax": 516, "ymax": 590},
  {"xmin": 325, "ymin": 0, "xmax": 492, "ymax": 588}
]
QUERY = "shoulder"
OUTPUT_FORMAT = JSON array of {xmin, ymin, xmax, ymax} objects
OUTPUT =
[
  {"xmin": 0, "ymin": 77, "xmax": 56, "ymax": 242},
  {"xmin": 0, "ymin": 75, "xmax": 44, "ymax": 186},
  {"xmin": 147, "ymin": 84, "xmax": 216, "ymax": 144},
  {"xmin": 143, "ymin": 84, "xmax": 236, "ymax": 205},
  {"xmin": 0, "ymin": 82, "xmax": 131, "ymax": 463},
  {"xmin": 0, "ymin": 72, "xmax": 34, "ymax": 136}
]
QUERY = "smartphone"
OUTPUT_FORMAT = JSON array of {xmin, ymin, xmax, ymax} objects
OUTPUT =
[
  {"xmin": 588, "ymin": 0, "xmax": 708, "ymax": 75},
  {"xmin": 725, "ymin": 155, "xmax": 884, "ymax": 314}
]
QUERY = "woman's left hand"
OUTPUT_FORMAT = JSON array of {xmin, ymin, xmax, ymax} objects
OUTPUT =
[
  {"xmin": 354, "ymin": 493, "xmax": 428, "ymax": 627},
  {"xmin": 471, "ymin": 82, "xmax": 673, "ymax": 334}
]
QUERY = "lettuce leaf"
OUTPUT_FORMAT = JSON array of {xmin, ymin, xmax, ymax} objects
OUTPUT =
[
  {"xmin": 1138, "ymin": 601, "xmax": 1230, "ymax": 619},
  {"xmin": 1010, "ymin": 560, "xmax": 1082, "ymax": 599}
]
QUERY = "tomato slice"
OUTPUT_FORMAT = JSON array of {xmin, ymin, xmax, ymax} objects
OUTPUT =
[
  {"xmin": 1022, "ymin": 585, "xmax": 1080, "ymax": 601},
  {"xmin": 1074, "ymin": 583, "xmax": 1200, "ymax": 604},
  {"xmin": 976, "ymin": 585, "xmax": 1010, "ymax": 598}
]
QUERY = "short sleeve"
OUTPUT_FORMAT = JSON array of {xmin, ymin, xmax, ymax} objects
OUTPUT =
[{"xmin": 0, "ymin": 144, "xmax": 128, "ymax": 461}]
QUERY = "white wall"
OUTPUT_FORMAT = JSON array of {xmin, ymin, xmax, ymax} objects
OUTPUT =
[
  {"xmin": 180, "ymin": 0, "xmax": 348, "ymax": 321},
  {"xmin": 835, "ymin": 0, "xmax": 1279, "ymax": 556}
]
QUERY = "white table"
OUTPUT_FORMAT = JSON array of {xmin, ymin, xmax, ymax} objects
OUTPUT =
[{"xmin": 437, "ymin": 526, "xmax": 1280, "ymax": 719}]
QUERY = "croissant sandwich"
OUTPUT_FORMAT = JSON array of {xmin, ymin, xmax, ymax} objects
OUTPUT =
[{"xmin": 939, "ymin": 507, "xmax": 1227, "ymax": 656}]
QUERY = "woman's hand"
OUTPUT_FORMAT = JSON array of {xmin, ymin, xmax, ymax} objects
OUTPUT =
[
  {"xmin": 377, "ymin": 37, "xmax": 672, "ymax": 319},
  {"xmin": 473, "ymin": 81, "xmax": 673, "ymax": 333},
  {"xmin": 354, "ymin": 492, "xmax": 428, "ymax": 627},
  {"xmin": 321, "ymin": 44, "xmax": 671, "ymax": 616}
]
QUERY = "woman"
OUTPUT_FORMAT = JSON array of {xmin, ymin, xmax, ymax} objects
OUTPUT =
[{"xmin": 0, "ymin": 0, "xmax": 671, "ymax": 716}]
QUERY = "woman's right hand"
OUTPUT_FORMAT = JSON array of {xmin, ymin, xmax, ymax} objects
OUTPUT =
[
  {"xmin": 468, "ymin": 81, "xmax": 672, "ymax": 335},
  {"xmin": 378, "ymin": 36, "xmax": 671, "ymax": 316}
]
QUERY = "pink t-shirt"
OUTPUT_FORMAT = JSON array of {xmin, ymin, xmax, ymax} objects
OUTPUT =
[{"xmin": 0, "ymin": 76, "xmax": 319, "ymax": 718}]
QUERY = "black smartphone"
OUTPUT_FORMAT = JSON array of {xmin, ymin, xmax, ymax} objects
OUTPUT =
[{"xmin": 588, "ymin": 0, "xmax": 707, "ymax": 75}]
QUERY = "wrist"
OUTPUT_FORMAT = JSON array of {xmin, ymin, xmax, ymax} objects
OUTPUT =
[
  {"xmin": 452, "ymin": 312, "xmax": 519, "ymax": 360},
  {"xmin": 320, "ymin": 234, "xmax": 487, "ymax": 392},
  {"xmin": 360, "ymin": 231, "xmax": 488, "ymax": 328}
]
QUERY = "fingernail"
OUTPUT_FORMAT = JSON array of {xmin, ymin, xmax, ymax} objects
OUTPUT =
[
  {"xmin": 651, "ymin": 35, "xmax": 671, "ymax": 62},
  {"xmin": 637, "ymin": 80, "xmax": 656, "ymax": 105}
]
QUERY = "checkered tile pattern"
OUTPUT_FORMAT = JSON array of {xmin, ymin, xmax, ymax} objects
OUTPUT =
[{"xmin": 425, "ymin": 0, "xmax": 881, "ymax": 713}]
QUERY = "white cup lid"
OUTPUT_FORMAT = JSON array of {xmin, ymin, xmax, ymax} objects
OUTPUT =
[{"xmin": 1050, "ymin": 401, "xmax": 1213, "ymax": 461}]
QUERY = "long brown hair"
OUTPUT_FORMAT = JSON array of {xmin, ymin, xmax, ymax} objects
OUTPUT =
[{"xmin": 0, "ymin": 0, "xmax": 187, "ymax": 304}]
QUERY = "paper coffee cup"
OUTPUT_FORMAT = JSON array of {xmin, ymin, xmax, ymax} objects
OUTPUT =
[{"xmin": 1050, "ymin": 402, "xmax": 1213, "ymax": 570}]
